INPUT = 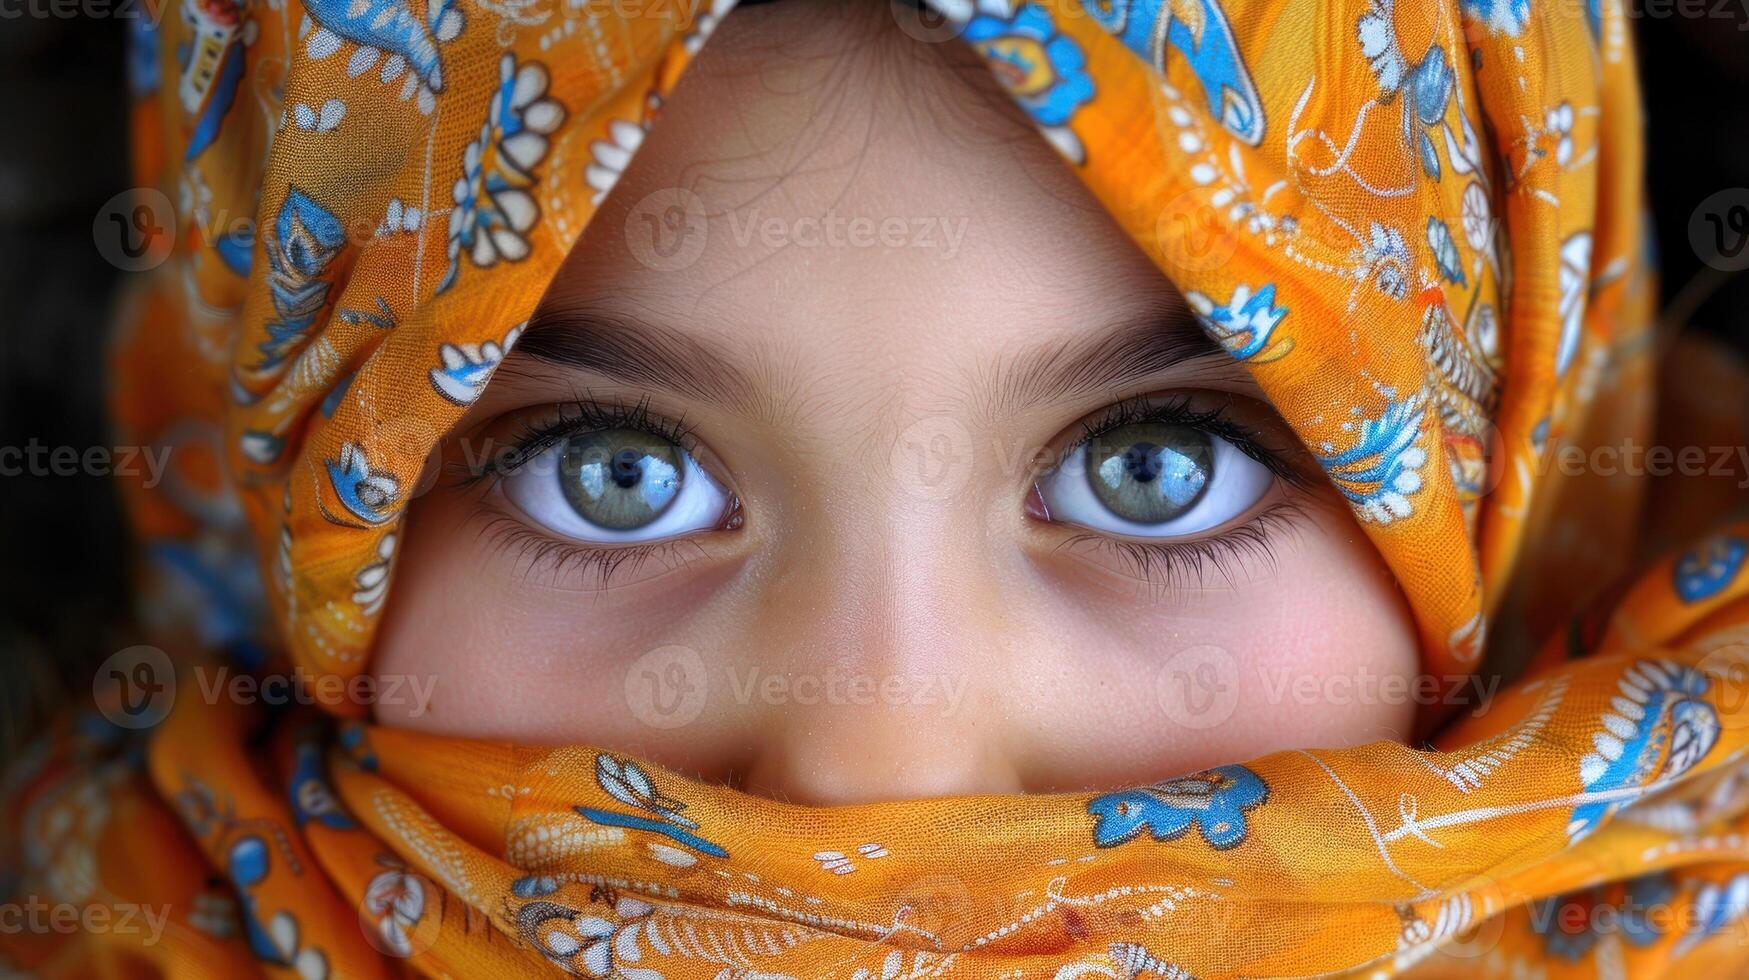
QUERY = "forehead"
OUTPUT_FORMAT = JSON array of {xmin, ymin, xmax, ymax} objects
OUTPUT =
[{"xmin": 539, "ymin": 1, "xmax": 1183, "ymax": 389}]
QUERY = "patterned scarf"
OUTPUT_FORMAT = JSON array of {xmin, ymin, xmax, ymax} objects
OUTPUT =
[{"xmin": 5, "ymin": 0, "xmax": 1749, "ymax": 976}]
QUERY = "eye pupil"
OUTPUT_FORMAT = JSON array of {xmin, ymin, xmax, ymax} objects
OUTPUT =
[
  {"xmin": 1087, "ymin": 423, "xmax": 1212, "ymax": 525},
  {"xmin": 610, "ymin": 448, "xmax": 645, "ymax": 489},
  {"xmin": 1123, "ymin": 443, "xmax": 1163, "ymax": 483},
  {"xmin": 559, "ymin": 429, "xmax": 684, "ymax": 530}
]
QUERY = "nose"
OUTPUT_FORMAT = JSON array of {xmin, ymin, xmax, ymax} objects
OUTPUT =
[
  {"xmin": 738, "ymin": 504, "xmax": 1029, "ymax": 805},
  {"xmin": 737, "ymin": 692, "xmax": 1025, "ymax": 805}
]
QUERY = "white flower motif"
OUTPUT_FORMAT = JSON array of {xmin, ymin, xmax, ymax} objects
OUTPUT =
[
  {"xmin": 585, "ymin": 118, "xmax": 646, "ymax": 205},
  {"xmin": 267, "ymin": 911, "xmax": 330, "ymax": 980},
  {"xmin": 1556, "ymin": 232, "xmax": 1592, "ymax": 377},
  {"xmin": 351, "ymin": 532, "xmax": 397, "ymax": 616},
  {"xmin": 1460, "ymin": 182, "xmax": 1491, "ymax": 252},
  {"xmin": 442, "ymin": 55, "xmax": 567, "ymax": 291},
  {"xmin": 1545, "ymin": 101, "xmax": 1574, "ymax": 167},
  {"xmin": 683, "ymin": 0, "xmax": 736, "ymax": 54},
  {"xmin": 1364, "ymin": 223, "xmax": 1411, "ymax": 300},
  {"xmin": 362, "ymin": 868, "xmax": 429, "ymax": 958},
  {"xmin": 1357, "ymin": 0, "xmax": 1405, "ymax": 94}
]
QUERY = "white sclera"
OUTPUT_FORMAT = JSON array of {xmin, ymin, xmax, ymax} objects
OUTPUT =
[
  {"xmin": 1040, "ymin": 433, "xmax": 1273, "ymax": 538},
  {"xmin": 502, "ymin": 439, "xmax": 732, "ymax": 543}
]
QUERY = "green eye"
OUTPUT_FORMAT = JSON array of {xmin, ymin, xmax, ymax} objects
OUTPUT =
[
  {"xmin": 1084, "ymin": 422, "xmax": 1212, "ymax": 525},
  {"xmin": 558, "ymin": 429, "xmax": 684, "ymax": 530}
]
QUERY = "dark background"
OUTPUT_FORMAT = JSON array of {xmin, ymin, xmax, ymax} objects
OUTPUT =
[{"xmin": 2, "ymin": 10, "xmax": 1747, "ymax": 759}]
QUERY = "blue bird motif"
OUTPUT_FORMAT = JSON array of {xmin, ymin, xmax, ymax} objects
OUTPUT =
[
  {"xmin": 256, "ymin": 189, "xmax": 345, "ymax": 376},
  {"xmin": 1188, "ymin": 282, "xmax": 1291, "ymax": 361},
  {"xmin": 1088, "ymin": 764, "xmax": 1268, "ymax": 850},
  {"xmin": 429, "ymin": 323, "xmax": 524, "ymax": 406},
  {"xmin": 288, "ymin": 739, "xmax": 355, "ymax": 830},
  {"xmin": 577, "ymin": 753, "xmax": 728, "ymax": 858},
  {"xmin": 1673, "ymin": 534, "xmax": 1748, "ymax": 603},
  {"xmin": 1569, "ymin": 660, "xmax": 1721, "ymax": 841},
  {"xmin": 323, "ymin": 442, "xmax": 400, "ymax": 527},
  {"xmin": 1081, "ymin": 0, "xmax": 1265, "ymax": 145},
  {"xmin": 1315, "ymin": 391, "xmax": 1428, "ymax": 526},
  {"xmin": 226, "ymin": 836, "xmax": 288, "ymax": 965}
]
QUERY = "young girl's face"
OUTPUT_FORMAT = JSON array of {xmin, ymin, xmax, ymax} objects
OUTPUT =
[{"xmin": 372, "ymin": 1, "xmax": 1419, "ymax": 803}]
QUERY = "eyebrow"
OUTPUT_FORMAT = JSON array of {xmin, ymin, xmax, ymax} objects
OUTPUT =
[
  {"xmin": 514, "ymin": 307, "xmax": 762, "ymax": 414},
  {"xmin": 512, "ymin": 298, "xmax": 1231, "ymax": 422},
  {"xmin": 975, "ymin": 300, "xmax": 1230, "ymax": 419}
]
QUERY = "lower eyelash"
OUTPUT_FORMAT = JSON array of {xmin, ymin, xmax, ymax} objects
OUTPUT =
[
  {"xmin": 472, "ymin": 515, "xmax": 711, "ymax": 591},
  {"xmin": 1051, "ymin": 500, "xmax": 1309, "ymax": 597}
]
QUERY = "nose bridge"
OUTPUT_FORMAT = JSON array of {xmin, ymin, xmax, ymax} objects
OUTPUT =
[{"xmin": 742, "ymin": 438, "xmax": 1025, "ymax": 804}]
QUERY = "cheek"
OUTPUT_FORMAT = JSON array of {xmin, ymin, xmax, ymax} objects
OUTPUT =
[
  {"xmin": 1019, "ymin": 512, "xmax": 1420, "ymax": 790},
  {"xmin": 368, "ymin": 489, "xmax": 748, "ymax": 760}
]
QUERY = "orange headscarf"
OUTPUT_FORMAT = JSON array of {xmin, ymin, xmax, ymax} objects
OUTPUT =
[{"xmin": 5, "ymin": 0, "xmax": 1749, "ymax": 976}]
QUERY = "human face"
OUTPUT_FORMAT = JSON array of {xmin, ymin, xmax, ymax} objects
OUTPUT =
[{"xmin": 371, "ymin": 0, "xmax": 1419, "ymax": 804}]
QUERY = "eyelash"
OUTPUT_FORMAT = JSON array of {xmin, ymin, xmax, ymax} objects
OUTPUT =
[
  {"xmin": 465, "ymin": 394, "xmax": 1315, "ymax": 589},
  {"xmin": 1046, "ymin": 394, "xmax": 1315, "ymax": 590},
  {"xmin": 460, "ymin": 398, "xmax": 727, "ymax": 589},
  {"xmin": 1051, "ymin": 501, "xmax": 1309, "ymax": 595},
  {"xmin": 1064, "ymin": 393, "xmax": 1309, "ymax": 488},
  {"xmin": 472, "ymin": 397, "xmax": 698, "ymax": 479},
  {"xmin": 471, "ymin": 516, "xmax": 715, "ymax": 591}
]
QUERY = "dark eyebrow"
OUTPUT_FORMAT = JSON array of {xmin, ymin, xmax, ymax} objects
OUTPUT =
[
  {"xmin": 975, "ymin": 300, "xmax": 1231, "ymax": 419},
  {"xmin": 513, "ymin": 297, "xmax": 1232, "ymax": 423},
  {"xmin": 513, "ymin": 307, "xmax": 759, "ymax": 413}
]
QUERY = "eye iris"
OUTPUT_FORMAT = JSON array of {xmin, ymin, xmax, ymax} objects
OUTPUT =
[
  {"xmin": 1087, "ymin": 423, "xmax": 1212, "ymax": 524},
  {"xmin": 558, "ymin": 429, "xmax": 683, "ymax": 530}
]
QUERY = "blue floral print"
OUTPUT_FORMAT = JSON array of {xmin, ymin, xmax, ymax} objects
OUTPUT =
[
  {"xmin": 1674, "ymin": 534, "xmax": 1748, "ymax": 603},
  {"xmin": 1089, "ymin": 764, "xmax": 1269, "ymax": 850},
  {"xmin": 963, "ymin": 4, "xmax": 1094, "ymax": 129}
]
